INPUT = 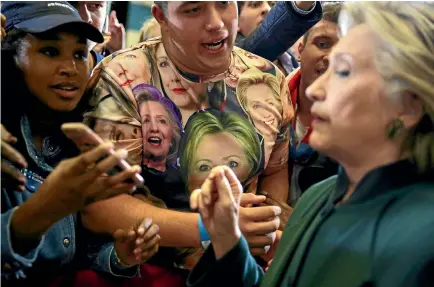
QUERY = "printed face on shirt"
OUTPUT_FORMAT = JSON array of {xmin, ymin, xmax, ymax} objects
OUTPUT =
[
  {"xmin": 156, "ymin": 45, "xmax": 206, "ymax": 108},
  {"xmin": 107, "ymin": 51, "xmax": 152, "ymax": 91},
  {"xmin": 92, "ymin": 117, "xmax": 141, "ymax": 141},
  {"xmin": 246, "ymin": 84, "xmax": 280, "ymax": 133},
  {"xmin": 188, "ymin": 132, "xmax": 251, "ymax": 192},
  {"xmin": 226, "ymin": 56, "xmax": 248, "ymax": 88},
  {"xmin": 90, "ymin": 117, "xmax": 143, "ymax": 164},
  {"xmin": 180, "ymin": 109, "xmax": 261, "ymax": 193},
  {"xmin": 241, "ymin": 50, "xmax": 273, "ymax": 71},
  {"xmin": 140, "ymin": 100, "xmax": 174, "ymax": 162}
]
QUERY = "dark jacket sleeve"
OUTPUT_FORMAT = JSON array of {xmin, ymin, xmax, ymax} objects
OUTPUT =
[
  {"xmin": 187, "ymin": 237, "xmax": 264, "ymax": 287},
  {"xmin": 236, "ymin": 1, "xmax": 322, "ymax": 62}
]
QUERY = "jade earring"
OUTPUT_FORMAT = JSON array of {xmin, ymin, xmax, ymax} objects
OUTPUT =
[{"xmin": 387, "ymin": 119, "xmax": 404, "ymax": 139}]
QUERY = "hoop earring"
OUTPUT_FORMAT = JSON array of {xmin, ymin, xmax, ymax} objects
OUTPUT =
[{"xmin": 387, "ymin": 119, "xmax": 404, "ymax": 139}]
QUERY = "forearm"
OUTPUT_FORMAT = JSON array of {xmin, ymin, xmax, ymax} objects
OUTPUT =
[
  {"xmin": 259, "ymin": 166, "xmax": 289, "ymax": 203},
  {"xmin": 1, "ymin": 208, "xmax": 46, "ymax": 274},
  {"xmin": 10, "ymin": 192, "xmax": 64, "ymax": 249},
  {"xmin": 82, "ymin": 194, "xmax": 200, "ymax": 247},
  {"xmin": 237, "ymin": 1, "xmax": 322, "ymax": 62},
  {"xmin": 187, "ymin": 237, "xmax": 263, "ymax": 287}
]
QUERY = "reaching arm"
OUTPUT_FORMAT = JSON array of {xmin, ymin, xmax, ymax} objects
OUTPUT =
[
  {"xmin": 187, "ymin": 237, "xmax": 263, "ymax": 287},
  {"xmin": 82, "ymin": 194, "xmax": 201, "ymax": 247},
  {"xmin": 236, "ymin": 1, "xmax": 322, "ymax": 62}
]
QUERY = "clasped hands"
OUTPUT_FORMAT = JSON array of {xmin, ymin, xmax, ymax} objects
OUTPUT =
[{"xmin": 190, "ymin": 166, "xmax": 282, "ymax": 260}]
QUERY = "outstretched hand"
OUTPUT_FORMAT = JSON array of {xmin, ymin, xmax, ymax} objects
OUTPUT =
[
  {"xmin": 190, "ymin": 166, "xmax": 243, "ymax": 259},
  {"xmin": 113, "ymin": 218, "xmax": 160, "ymax": 266}
]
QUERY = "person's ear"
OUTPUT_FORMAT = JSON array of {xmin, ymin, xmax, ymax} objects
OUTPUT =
[
  {"xmin": 399, "ymin": 93, "xmax": 424, "ymax": 130},
  {"xmin": 297, "ymin": 41, "xmax": 305, "ymax": 62},
  {"xmin": 152, "ymin": 4, "xmax": 167, "ymax": 30}
]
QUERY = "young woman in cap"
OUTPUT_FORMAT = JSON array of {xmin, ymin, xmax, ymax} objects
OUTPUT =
[{"xmin": 1, "ymin": 1, "xmax": 159, "ymax": 283}]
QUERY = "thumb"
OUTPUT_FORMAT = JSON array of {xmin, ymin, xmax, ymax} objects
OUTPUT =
[
  {"xmin": 113, "ymin": 229, "xmax": 127, "ymax": 243},
  {"xmin": 222, "ymin": 166, "xmax": 242, "ymax": 204},
  {"xmin": 136, "ymin": 217, "xmax": 152, "ymax": 236},
  {"xmin": 190, "ymin": 189, "xmax": 201, "ymax": 210},
  {"xmin": 240, "ymin": 193, "xmax": 266, "ymax": 207},
  {"xmin": 214, "ymin": 167, "xmax": 236, "ymax": 205}
]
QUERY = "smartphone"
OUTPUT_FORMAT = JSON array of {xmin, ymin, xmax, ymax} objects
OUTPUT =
[{"xmin": 61, "ymin": 123, "xmax": 144, "ymax": 186}]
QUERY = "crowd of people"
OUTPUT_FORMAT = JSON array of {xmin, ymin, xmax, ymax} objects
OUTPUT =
[{"xmin": 1, "ymin": 1, "xmax": 433, "ymax": 287}]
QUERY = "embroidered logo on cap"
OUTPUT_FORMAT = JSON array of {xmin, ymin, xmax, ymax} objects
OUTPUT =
[{"xmin": 47, "ymin": 2, "xmax": 74, "ymax": 12}]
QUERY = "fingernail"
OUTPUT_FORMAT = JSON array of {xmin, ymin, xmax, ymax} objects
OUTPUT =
[
  {"xmin": 144, "ymin": 218, "xmax": 152, "ymax": 229},
  {"xmin": 19, "ymin": 160, "xmax": 27, "ymax": 168},
  {"xmin": 204, "ymin": 197, "xmax": 210, "ymax": 205},
  {"xmin": 134, "ymin": 165, "xmax": 141, "ymax": 173},
  {"xmin": 118, "ymin": 149, "xmax": 128, "ymax": 158},
  {"xmin": 103, "ymin": 141, "xmax": 114, "ymax": 149},
  {"xmin": 219, "ymin": 169, "xmax": 225, "ymax": 178},
  {"xmin": 19, "ymin": 185, "xmax": 25, "ymax": 192},
  {"xmin": 18, "ymin": 177, "xmax": 26, "ymax": 184}
]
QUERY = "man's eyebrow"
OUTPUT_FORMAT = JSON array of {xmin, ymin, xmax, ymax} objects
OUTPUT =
[{"xmin": 178, "ymin": 1, "xmax": 200, "ymax": 9}]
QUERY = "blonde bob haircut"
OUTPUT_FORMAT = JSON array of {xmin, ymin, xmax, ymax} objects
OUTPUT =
[
  {"xmin": 237, "ymin": 67, "xmax": 282, "ymax": 116},
  {"xmin": 339, "ymin": 2, "xmax": 434, "ymax": 171}
]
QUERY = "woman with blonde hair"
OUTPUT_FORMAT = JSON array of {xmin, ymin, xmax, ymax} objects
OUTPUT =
[
  {"xmin": 187, "ymin": 2, "xmax": 434, "ymax": 287},
  {"xmin": 179, "ymin": 109, "xmax": 261, "ymax": 193},
  {"xmin": 237, "ymin": 67, "xmax": 282, "ymax": 136},
  {"xmin": 237, "ymin": 67, "xmax": 282, "ymax": 167}
]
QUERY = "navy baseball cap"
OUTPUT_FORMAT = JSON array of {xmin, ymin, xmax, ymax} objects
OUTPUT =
[{"xmin": 1, "ymin": 1, "xmax": 104, "ymax": 43}]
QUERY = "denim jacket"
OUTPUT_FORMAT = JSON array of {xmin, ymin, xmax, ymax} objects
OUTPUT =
[
  {"xmin": 236, "ymin": 1, "xmax": 322, "ymax": 62},
  {"xmin": 1, "ymin": 115, "xmax": 139, "ymax": 282}
]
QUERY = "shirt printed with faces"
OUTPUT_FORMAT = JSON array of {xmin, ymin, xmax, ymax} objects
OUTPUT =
[{"xmin": 84, "ymin": 38, "xmax": 294, "ymax": 208}]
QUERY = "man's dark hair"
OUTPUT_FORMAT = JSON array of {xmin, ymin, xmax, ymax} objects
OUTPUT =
[
  {"xmin": 303, "ymin": 2, "xmax": 342, "ymax": 44},
  {"xmin": 155, "ymin": 1, "xmax": 245, "ymax": 16}
]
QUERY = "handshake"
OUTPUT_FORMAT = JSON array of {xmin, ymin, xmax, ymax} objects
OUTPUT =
[{"xmin": 190, "ymin": 166, "xmax": 284, "ymax": 260}]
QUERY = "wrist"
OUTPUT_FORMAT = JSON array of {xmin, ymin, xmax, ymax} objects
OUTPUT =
[
  {"xmin": 11, "ymin": 196, "xmax": 60, "ymax": 241},
  {"xmin": 198, "ymin": 215, "xmax": 210, "ymax": 241},
  {"xmin": 211, "ymin": 229, "xmax": 241, "ymax": 260},
  {"xmin": 112, "ymin": 246, "xmax": 136, "ymax": 268}
]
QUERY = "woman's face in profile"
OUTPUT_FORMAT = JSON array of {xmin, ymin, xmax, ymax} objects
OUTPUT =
[
  {"xmin": 306, "ymin": 24, "xmax": 399, "ymax": 160},
  {"xmin": 16, "ymin": 32, "xmax": 89, "ymax": 111}
]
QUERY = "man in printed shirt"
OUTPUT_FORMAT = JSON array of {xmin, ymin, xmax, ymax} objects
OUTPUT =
[{"xmin": 81, "ymin": 1, "xmax": 295, "ymax": 268}]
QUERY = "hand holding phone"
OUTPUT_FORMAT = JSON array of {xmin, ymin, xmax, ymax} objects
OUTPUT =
[{"xmin": 61, "ymin": 123, "xmax": 144, "ymax": 186}]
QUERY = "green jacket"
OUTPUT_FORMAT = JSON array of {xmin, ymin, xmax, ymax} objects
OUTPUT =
[{"xmin": 188, "ymin": 160, "xmax": 434, "ymax": 287}]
